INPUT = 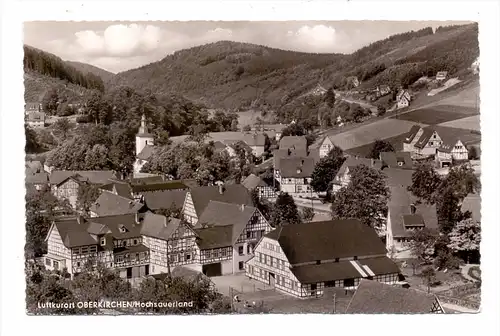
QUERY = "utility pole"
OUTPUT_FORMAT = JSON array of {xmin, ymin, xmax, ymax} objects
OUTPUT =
[{"xmin": 333, "ymin": 293, "xmax": 336, "ymax": 314}]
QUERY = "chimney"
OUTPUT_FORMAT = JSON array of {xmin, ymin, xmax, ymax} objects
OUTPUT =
[
  {"xmin": 410, "ymin": 204, "xmax": 417, "ymax": 215},
  {"xmin": 135, "ymin": 212, "xmax": 142, "ymax": 224},
  {"xmin": 371, "ymin": 159, "xmax": 374, "ymax": 167},
  {"xmin": 76, "ymin": 215, "xmax": 83, "ymax": 225},
  {"xmin": 218, "ymin": 184, "xmax": 224, "ymax": 194},
  {"xmin": 240, "ymin": 204, "xmax": 245, "ymax": 212}
]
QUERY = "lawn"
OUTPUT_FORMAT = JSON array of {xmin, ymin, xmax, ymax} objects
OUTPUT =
[
  {"xmin": 439, "ymin": 115, "xmax": 481, "ymax": 131},
  {"xmin": 391, "ymin": 105, "xmax": 477, "ymax": 125}
]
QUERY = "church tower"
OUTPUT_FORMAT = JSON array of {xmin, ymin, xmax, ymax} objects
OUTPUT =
[{"xmin": 136, "ymin": 114, "xmax": 154, "ymax": 156}]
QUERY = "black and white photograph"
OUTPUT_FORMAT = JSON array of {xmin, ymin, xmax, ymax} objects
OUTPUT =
[{"xmin": 1, "ymin": 1, "xmax": 499, "ymax": 334}]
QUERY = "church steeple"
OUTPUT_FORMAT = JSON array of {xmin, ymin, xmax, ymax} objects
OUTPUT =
[{"xmin": 138, "ymin": 114, "xmax": 149, "ymax": 135}]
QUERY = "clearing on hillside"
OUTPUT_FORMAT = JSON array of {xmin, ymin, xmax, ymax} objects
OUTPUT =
[
  {"xmin": 438, "ymin": 115, "xmax": 481, "ymax": 132},
  {"xmin": 391, "ymin": 105, "xmax": 477, "ymax": 125}
]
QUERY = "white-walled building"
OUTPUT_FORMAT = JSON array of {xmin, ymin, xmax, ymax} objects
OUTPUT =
[{"xmin": 134, "ymin": 114, "xmax": 155, "ymax": 175}]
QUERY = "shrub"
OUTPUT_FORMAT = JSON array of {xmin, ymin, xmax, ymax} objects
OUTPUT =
[{"xmin": 76, "ymin": 115, "xmax": 91, "ymax": 124}]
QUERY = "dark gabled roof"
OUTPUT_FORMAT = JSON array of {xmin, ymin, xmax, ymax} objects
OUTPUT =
[
  {"xmin": 90, "ymin": 214, "xmax": 143, "ymax": 240},
  {"xmin": 336, "ymin": 157, "xmax": 383, "ymax": 179},
  {"xmin": 213, "ymin": 141, "xmax": 228, "ymax": 151},
  {"xmin": 265, "ymin": 219, "xmax": 387, "ymax": 264},
  {"xmin": 461, "ymin": 193, "xmax": 481, "ymax": 223},
  {"xmin": 414, "ymin": 128, "xmax": 438, "ymax": 149},
  {"xmin": 290, "ymin": 257, "xmax": 400, "ymax": 284},
  {"xmin": 140, "ymin": 212, "xmax": 184, "ymax": 240},
  {"xmin": 278, "ymin": 156, "xmax": 315, "ymax": 178},
  {"xmin": 129, "ymin": 175, "xmax": 165, "ymax": 185},
  {"xmin": 403, "ymin": 125, "xmax": 422, "ymax": 144},
  {"xmin": 241, "ymin": 174, "xmax": 270, "ymax": 190},
  {"xmin": 52, "ymin": 217, "xmax": 98, "ymax": 248},
  {"xmin": 194, "ymin": 225, "xmax": 233, "ymax": 250},
  {"xmin": 188, "ymin": 184, "xmax": 253, "ymax": 217},
  {"xmin": 131, "ymin": 180, "xmax": 190, "ymax": 193},
  {"xmin": 196, "ymin": 201, "xmax": 258, "ymax": 245},
  {"xmin": 402, "ymin": 214, "xmax": 425, "ymax": 227},
  {"xmin": 99, "ymin": 182, "xmax": 132, "ymax": 199},
  {"xmin": 143, "ymin": 190, "xmax": 187, "ymax": 210},
  {"xmin": 25, "ymin": 172, "xmax": 49, "ymax": 184},
  {"xmin": 273, "ymin": 148, "xmax": 310, "ymax": 170},
  {"xmin": 113, "ymin": 244, "xmax": 150, "ymax": 255},
  {"xmin": 382, "ymin": 168, "xmax": 414, "ymax": 188},
  {"xmin": 137, "ymin": 145, "xmax": 156, "ymax": 161},
  {"xmin": 437, "ymin": 135, "xmax": 464, "ymax": 153},
  {"xmin": 388, "ymin": 186, "xmax": 438, "ymax": 238},
  {"xmin": 90, "ymin": 191, "xmax": 145, "ymax": 217},
  {"xmin": 49, "ymin": 170, "xmax": 117, "ymax": 185},
  {"xmin": 279, "ymin": 136, "xmax": 307, "ymax": 151},
  {"xmin": 345, "ymin": 279, "xmax": 440, "ymax": 314},
  {"xmin": 243, "ymin": 133, "xmax": 266, "ymax": 147},
  {"xmin": 379, "ymin": 152, "xmax": 413, "ymax": 170}
]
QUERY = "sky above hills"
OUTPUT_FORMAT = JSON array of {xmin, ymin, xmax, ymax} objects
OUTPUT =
[{"xmin": 24, "ymin": 21, "xmax": 472, "ymax": 74}]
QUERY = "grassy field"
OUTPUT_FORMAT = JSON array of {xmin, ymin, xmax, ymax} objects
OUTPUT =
[
  {"xmin": 438, "ymin": 115, "xmax": 481, "ymax": 131},
  {"xmin": 324, "ymin": 118, "xmax": 423, "ymax": 151},
  {"xmin": 236, "ymin": 110, "xmax": 275, "ymax": 128},
  {"xmin": 391, "ymin": 104, "xmax": 477, "ymax": 125}
]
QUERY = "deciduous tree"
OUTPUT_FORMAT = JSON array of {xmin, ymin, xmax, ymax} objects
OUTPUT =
[
  {"xmin": 330, "ymin": 164, "xmax": 390, "ymax": 235},
  {"xmin": 369, "ymin": 139, "xmax": 394, "ymax": 160},
  {"xmin": 301, "ymin": 207, "xmax": 315, "ymax": 222},
  {"xmin": 407, "ymin": 228, "xmax": 439, "ymax": 263},
  {"xmin": 408, "ymin": 163, "xmax": 442, "ymax": 204},
  {"xmin": 310, "ymin": 145, "xmax": 346, "ymax": 192},
  {"xmin": 447, "ymin": 218, "xmax": 481, "ymax": 263},
  {"xmin": 270, "ymin": 192, "xmax": 302, "ymax": 227}
]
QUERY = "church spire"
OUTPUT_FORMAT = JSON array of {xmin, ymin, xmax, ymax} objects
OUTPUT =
[{"xmin": 138, "ymin": 114, "xmax": 148, "ymax": 134}]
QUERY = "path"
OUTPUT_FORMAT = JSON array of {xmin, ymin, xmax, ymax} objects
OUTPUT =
[{"xmin": 461, "ymin": 264, "xmax": 481, "ymax": 282}]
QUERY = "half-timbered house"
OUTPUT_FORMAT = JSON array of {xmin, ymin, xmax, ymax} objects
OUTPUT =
[
  {"xmin": 140, "ymin": 212, "xmax": 199, "ymax": 275},
  {"xmin": 331, "ymin": 157, "xmax": 383, "ymax": 193},
  {"xmin": 182, "ymin": 184, "xmax": 254, "ymax": 225},
  {"xmin": 402, "ymin": 126, "xmax": 443, "ymax": 158},
  {"xmin": 194, "ymin": 201, "xmax": 272, "ymax": 276},
  {"xmin": 436, "ymin": 138, "xmax": 469, "ymax": 167},
  {"xmin": 241, "ymin": 174, "xmax": 277, "ymax": 199},
  {"xmin": 345, "ymin": 279, "xmax": 445, "ymax": 313},
  {"xmin": 246, "ymin": 219, "xmax": 401, "ymax": 298},
  {"xmin": 277, "ymin": 156, "xmax": 315, "ymax": 195}
]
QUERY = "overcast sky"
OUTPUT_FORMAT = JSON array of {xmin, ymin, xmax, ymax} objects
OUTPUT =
[{"xmin": 23, "ymin": 21, "xmax": 471, "ymax": 74}]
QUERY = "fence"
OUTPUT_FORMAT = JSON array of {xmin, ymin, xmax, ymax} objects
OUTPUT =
[
  {"xmin": 436, "ymin": 282, "xmax": 481, "ymax": 298},
  {"xmin": 437, "ymin": 295, "xmax": 480, "ymax": 311}
]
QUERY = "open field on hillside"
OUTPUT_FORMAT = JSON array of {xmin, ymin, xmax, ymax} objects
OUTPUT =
[
  {"xmin": 391, "ymin": 105, "xmax": 477, "ymax": 125},
  {"xmin": 346, "ymin": 125, "xmax": 481, "ymax": 158},
  {"xmin": 438, "ymin": 115, "xmax": 481, "ymax": 131},
  {"xmin": 236, "ymin": 110, "xmax": 274, "ymax": 127},
  {"xmin": 324, "ymin": 119, "xmax": 425, "ymax": 151}
]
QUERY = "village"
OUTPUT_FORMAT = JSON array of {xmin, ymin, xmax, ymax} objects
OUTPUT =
[{"xmin": 25, "ymin": 65, "xmax": 481, "ymax": 314}]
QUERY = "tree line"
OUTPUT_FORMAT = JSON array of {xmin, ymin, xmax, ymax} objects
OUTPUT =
[{"xmin": 23, "ymin": 45, "xmax": 105, "ymax": 92}]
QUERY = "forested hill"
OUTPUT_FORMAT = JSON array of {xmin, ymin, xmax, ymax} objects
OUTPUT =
[
  {"xmin": 66, "ymin": 61, "xmax": 115, "ymax": 83},
  {"xmin": 23, "ymin": 45, "xmax": 105, "ymax": 92},
  {"xmin": 108, "ymin": 23, "xmax": 478, "ymax": 110}
]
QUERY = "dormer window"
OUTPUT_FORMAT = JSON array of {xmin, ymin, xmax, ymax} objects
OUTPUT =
[
  {"xmin": 100, "ymin": 237, "xmax": 106, "ymax": 246},
  {"xmin": 119, "ymin": 225, "xmax": 127, "ymax": 233}
]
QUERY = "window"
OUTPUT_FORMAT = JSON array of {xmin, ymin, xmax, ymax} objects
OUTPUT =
[
  {"xmin": 238, "ymin": 246, "xmax": 244, "ymax": 256},
  {"xmin": 264, "ymin": 255, "xmax": 269, "ymax": 265},
  {"xmin": 119, "ymin": 226, "xmax": 126, "ymax": 233},
  {"xmin": 76, "ymin": 262, "xmax": 81, "ymax": 267},
  {"xmin": 53, "ymin": 261, "xmax": 59, "ymax": 270},
  {"xmin": 259, "ymin": 253, "xmax": 263, "ymax": 263},
  {"xmin": 45, "ymin": 258, "xmax": 51, "ymax": 266},
  {"xmin": 133, "ymin": 239, "xmax": 138, "ymax": 245},
  {"xmin": 116, "ymin": 255, "xmax": 123, "ymax": 263},
  {"xmin": 89, "ymin": 246, "xmax": 97, "ymax": 253},
  {"xmin": 429, "ymin": 141, "xmax": 434, "ymax": 146},
  {"xmin": 186, "ymin": 253, "xmax": 191, "ymax": 261},
  {"xmin": 335, "ymin": 258, "xmax": 339, "ymax": 262},
  {"xmin": 81, "ymin": 246, "xmax": 89, "ymax": 254},
  {"xmin": 122, "ymin": 241, "xmax": 127, "ymax": 247},
  {"xmin": 354, "ymin": 256, "xmax": 358, "ymax": 261},
  {"xmin": 247, "ymin": 244, "xmax": 252, "ymax": 254},
  {"xmin": 213, "ymin": 250, "xmax": 219, "ymax": 258},
  {"xmin": 100, "ymin": 237, "xmax": 106, "ymax": 246},
  {"xmin": 344, "ymin": 278, "xmax": 355, "ymax": 287},
  {"xmin": 325, "ymin": 281, "xmax": 335, "ymax": 288},
  {"xmin": 221, "ymin": 249, "xmax": 227, "ymax": 257},
  {"xmin": 246, "ymin": 231, "xmax": 251, "ymax": 239},
  {"xmin": 316, "ymin": 260, "xmax": 321, "ymax": 265},
  {"xmin": 238, "ymin": 261, "xmax": 244, "ymax": 270}
]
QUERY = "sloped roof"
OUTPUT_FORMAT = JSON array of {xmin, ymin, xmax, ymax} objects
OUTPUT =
[
  {"xmin": 129, "ymin": 175, "xmax": 165, "ymax": 184},
  {"xmin": 379, "ymin": 152, "xmax": 413, "ymax": 170},
  {"xmin": 188, "ymin": 184, "xmax": 253, "ymax": 217},
  {"xmin": 90, "ymin": 191, "xmax": 145, "ymax": 217},
  {"xmin": 53, "ymin": 217, "xmax": 98, "ymax": 248},
  {"xmin": 25, "ymin": 160, "xmax": 43, "ymax": 174},
  {"xmin": 143, "ymin": 190, "xmax": 187, "ymax": 210},
  {"xmin": 27, "ymin": 111, "xmax": 45, "ymax": 122},
  {"xmin": 437, "ymin": 134, "xmax": 464, "ymax": 153},
  {"xmin": 336, "ymin": 157, "xmax": 383, "ymax": 179},
  {"xmin": 243, "ymin": 133, "xmax": 266, "ymax": 147},
  {"xmin": 414, "ymin": 128, "xmax": 438, "ymax": 149},
  {"xmin": 403, "ymin": 125, "xmax": 422, "ymax": 144},
  {"xmin": 291, "ymin": 257, "xmax": 399, "ymax": 284},
  {"xmin": 140, "ymin": 212, "xmax": 183, "ymax": 240},
  {"xmin": 241, "ymin": 174, "xmax": 270, "ymax": 190},
  {"xmin": 212, "ymin": 141, "xmax": 229, "ymax": 151},
  {"xmin": 279, "ymin": 136, "xmax": 307, "ymax": 151},
  {"xmin": 382, "ymin": 168, "xmax": 414, "ymax": 188},
  {"xmin": 137, "ymin": 145, "xmax": 156, "ymax": 161},
  {"xmin": 26, "ymin": 172, "xmax": 49, "ymax": 184},
  {"xmin": 49, "ymin": 170, "xmax": 117, "ymax": 185},
  {"xmin": 194, "ymin": 225, "xmax": 234, "ymax": 250},
  {"xmin": 196, "ymin": 201, "xmax": 257, "ymax": 243},
  {"xmin": 99, "ymin": 181, "xmax": 132, "ymax": 199},
  {"xmin": 265, "ymin": 219, "xmax": 387, "ymax": 264},
  {"xmin": 90, "ymin": 213, "xmax": 143, "ymax": 240},
  {"xmin": 345, "ymin": 279, "xmax": 440, "ymax": 314},
  {"xmin": 273, "ymin": 148, "xmax": 310, "ymax": 170},
  {"xmin": 278, "ymin": 156, "xmax": 315, "ymax": 178},
  {"xmin": 131, "ymin": 181, "xmax": 189, "ymax": 194},
  {"xmin": 388, "ymin": 186, "xmax": 438, "ymax": 238}
]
